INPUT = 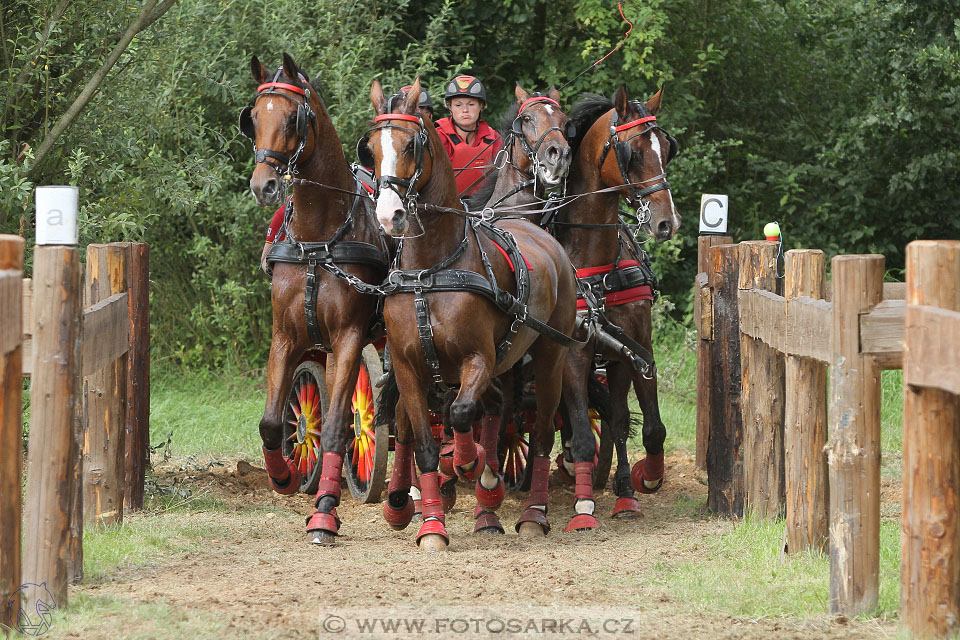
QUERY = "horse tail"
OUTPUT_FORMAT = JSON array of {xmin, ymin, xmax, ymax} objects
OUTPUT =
[{"xmin": 374, "ymin": 369, "xmax": 399, "ymax": 429}]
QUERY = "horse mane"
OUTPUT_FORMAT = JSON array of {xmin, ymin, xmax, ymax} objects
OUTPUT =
[{"xmin": 569, "ymin": 93, "xmax": 613, "ymax": 157}]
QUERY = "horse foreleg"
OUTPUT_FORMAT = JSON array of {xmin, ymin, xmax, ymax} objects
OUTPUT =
[
  {"xmin": 259, "ymin": 336, "xmax": 302, "ymax": 495},
  {"xmin": 606, "ymin": 362, "xmax": 642, "ymax": 518},
  {"xmin": 630, "ymin": 363, "xmax": 666, "ymax": 494},
  {"xmin": 560, "ymin": 355, "xmax": 600, "ymax": 532},
  {"xmin": 473, "ymin": 411, "xmax": 506, "ymax": 535},
  {"xmin": 448, "ymin": 354, "xmax": 491, "ymax": 481},
  {"xmin": 384, "ymin": 396, "xmax": 417, "ymax": 530},
  {"xmin": 307, "ymin": 336, "xmax": 365, "ymax": 544}
]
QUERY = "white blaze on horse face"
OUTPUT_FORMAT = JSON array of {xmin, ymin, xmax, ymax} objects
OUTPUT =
[
  {"xmin": 543, "ymin": 104, "xmax": 553, "ymax": 116},
  {"xmin": 650, "ymin": 132, "xmax": 664, "ymax": 173},
  {"xmin": 266, "ymin": 100, "xmax": 274, "ymax": 112},
  {"xmin": 375, "ymin": 128, "xmax": 405, "ymax": 234},
  {"xmin": 649, "ymin": 132, "xmax": 681, "ymax": 229}
]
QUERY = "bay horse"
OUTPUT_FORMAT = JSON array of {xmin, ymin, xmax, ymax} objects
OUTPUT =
[
  {"xmin": 365, "ymin": 77, "xmax": 585, "ymax": 550},
  {"xmin": 552, "ymin": 85, "xmax": 681, "ymax": 518},
  {"xmin": 240, "ymin": 53, "xmax": 389, "ymax": 544}
]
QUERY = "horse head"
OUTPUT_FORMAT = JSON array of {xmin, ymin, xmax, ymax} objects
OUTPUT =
[
  {"xmin": 598, "ymin": 85, "xmax": 681, "ymax": 242},
  {"xmin": 509, "ymin": 85, "xmax": 573, "ymax": 186},
  {"xmin": 240, "ymin": 53, "xmax": 323, "ymax": 206},
  {"xmin": 367, "ymin": 77, "xmax": 435, "ymax": 236}
]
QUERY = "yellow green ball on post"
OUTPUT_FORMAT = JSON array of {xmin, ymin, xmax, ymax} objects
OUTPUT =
[{"xmin": 763, "ymin": 221, "xmax": 781, "ymax": 240}]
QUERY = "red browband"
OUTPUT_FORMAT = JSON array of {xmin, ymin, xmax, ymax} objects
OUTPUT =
[
  {"xmin": 374, "ymin": 114, "xmax": 422, "ymax": 124},
  {"xmin": 519, "ymin": 97, "xmax": 561, "ymax": 114},
  {"xmin": 615, "ymin": 115, "xmax": 657, "ymax": 132},
  {"xmin": 257, "ymin": 82, "xmax": 307, "ymax": 95}
]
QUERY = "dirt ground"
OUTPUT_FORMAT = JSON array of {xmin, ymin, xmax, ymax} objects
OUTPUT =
[{"xmin": 64, "ymin": 453, "xmax": 900, "ymax": 640}]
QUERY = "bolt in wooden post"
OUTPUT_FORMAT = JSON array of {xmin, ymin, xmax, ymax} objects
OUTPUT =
[
  {"xmin": 22, "ymin": 245, "xmax": 80, "ymax": 611},
  {"xmin": 901, "ymin": 240, "xmax": 960, "ymax": 639},
  {"xmin": 696, "ymin": 234, "xmax": 731, "ymax": 470},
  {"xmin": 0, "ymin": 235, "xmax": 24, "ymax": 637},
  {"xmin": 826, "ymin": 254, "xmax": 884, "ymax": 615},
  {"xmin": 83, "ymin": 244, "xmax": 128, "ymax": 527},
  {"xmin": 784, "ymin": 250, "xmax": 828, "ymax": 553},
  {"xmin": 707, "ymin": 243, "xmax": 744, "ymax": 517},
  {"xmin": 124, "ymin": 242, "xmax": 149, "ymax": 511},
  {"xmin": 738, "ymin": 241, "xmax": 785, "ymax": 519}
]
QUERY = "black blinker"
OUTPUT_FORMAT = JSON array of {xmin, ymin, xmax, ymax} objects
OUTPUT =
[{"xmin": 239, "ymin": 106, "xmax": 254, "ymax": 138}]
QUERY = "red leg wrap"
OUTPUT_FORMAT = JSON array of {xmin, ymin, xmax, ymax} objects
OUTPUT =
[
  {"xmin": 263, "ymin": 445, "xmax": 300, "ymax": 495},
  {"xmin": 631, "ymin": 452, "xmax": 665, "ymax": 494},
  {"xmin": 439, "ymin": 474, "xmax": 457, "ymax": 511},
  {"xmin": 515, "ymin": 507, "xmax": 551, "ymax": 535},
  {"xmin": 563, "ymin": 513, "xmax": 599, "ymax": 532},
  {"xmin": 474, "ymin": 509, "xmax": 505, "ymax": 534},
  {"xmin": 478, "ymin": 416, "xmax": 501, "ymax": 473},
  {"xmin": 314, "ymin": 451, "xmax": 343, "ymax": 507},
  {"xmin": 453, "ymin": 430, "xmax": 485, "ymax": 480},
  {"xmin": 475, "ymin": 473, "xmax": 505, "ymax": 510},
  {"xmin": 612, "ymin": 497, "xmax": 642, "ymax": 518},
  {"xmin": 390, "ymin": 441, "xmax": 414, "ymax": 490},
  {"xmin": 438, "ymin": 441, "xmax": 455, "ymax": 477},
  {"xmin": 419, "ymin": 472, "xmax": 445, "ymax": 522},
  {"xmin": 574, "ymin": 462, "xmax": 594, "ymax": 501},
  {"xmin": 383, "ymin": 495, "xmax": 415, "ymax": 530},
  {"xmin": 416, "ymin": 517, "xmax": 449, "ymax": 545},
  {"xmin": 554, "ymin": 452, "xmax": 575, "ymax": 484},
  {"xmin": 306, "ymin": 508, "xmax": 341, "ymax": 535},
  {"xmin": 525, "ymin": 456, "xmax": 551, "ymax": 508}
]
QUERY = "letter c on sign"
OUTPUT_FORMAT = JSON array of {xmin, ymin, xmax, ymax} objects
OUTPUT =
[{"xmin": 701, "ymin": 198, "xmax": 724, "ymax": 228}]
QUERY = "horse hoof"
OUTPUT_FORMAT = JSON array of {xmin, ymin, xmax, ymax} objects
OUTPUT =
[
  {"xmin": 308, "ymin": 530, "xmax": 337, "ymax": 546},
  {"xmin": 631, "ymin": 453, "xmax": 665, "ymax": 494},
  {"xmin": 554, "ymin": 453, "xmax": 574, "ymax": 484},
  {"xmin": 383, "ymin": 495, "xmax": 415, "ymax": 530},
  {"xmin": 563, "ymin": 513, "xmax": 599, "ymax": 533},
  {"xmin": 474, "ymin": 510, "xmax": 505, "ymax": 535},
  {"xmin": 418, "ymin": 534, "xmax": 448, "ymax": 552},
  {"xmin": 517, "ymin": 521, "xmax": 546, "ymax": 538},
  {"xmin": 611, "ymin": 497, "xmax": 642, "ymax": 519}
]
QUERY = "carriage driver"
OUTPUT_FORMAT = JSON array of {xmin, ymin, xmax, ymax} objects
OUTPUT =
[{"xmin": 434, "ymin": 75, "xmax": 502, "ymax": 197}]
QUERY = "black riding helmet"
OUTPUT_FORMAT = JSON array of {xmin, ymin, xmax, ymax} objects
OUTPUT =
[
  {"xmin": 444, "ymin": 75, "xmax": 486, "ymax": 106},
  {"xmin": 388, "ymin": 85, "xmax": 434, "ymax": 114}
]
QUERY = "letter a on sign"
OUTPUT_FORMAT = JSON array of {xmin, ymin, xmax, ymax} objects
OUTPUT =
[
  {"xmin": 35, "ymin": 186, "xmax": 79, "ymax": 245},
  {"xmin": 699, "ymin": 194, "xmax": 728, "ymax": 234}
]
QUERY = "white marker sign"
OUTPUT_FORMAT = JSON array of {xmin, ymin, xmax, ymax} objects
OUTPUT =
[
  {"xmin": 699, "ymin": 193, "xmax": 728, "ymax": 234},
  {"xmin": 35, "ymin": 186, "xmax": 79, "ymax": 245}
]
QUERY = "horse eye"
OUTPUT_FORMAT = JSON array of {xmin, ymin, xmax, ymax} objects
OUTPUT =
[
  {"xmin": 522, "ymin": 115, "xmax": 531, "ymax": 123},
  {"xmin": 405, "ymin": 139, "xmax": 414, "ymax": 152}
]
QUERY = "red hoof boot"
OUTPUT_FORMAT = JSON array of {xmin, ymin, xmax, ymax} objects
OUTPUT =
[
  {"xmin": 440, "ymin": 476, "xmax": 458, "ymax": 512},
  {"xmin": 263, "ymin": 446, "xmax": 301, "ymax": 496},
  {"xmin": 611, "ymin": 497, "xmax": 642, "ymax": 519},
  {"xmin": 554, "ymin": 452, "xmax": 574, "ymax": 484},
  {"xmin": 455, "ymin": 444, "xmax": 486, "ymax": 481},
  {"xmin": 474, "ymin": 510, "xmax": 505, "ymax": 535},
  {"xmin": 383, "ymin": 495, "xmax": 415, "ymax": 530},
  {"xmin": 416, "ymin": 518, "xmax": 450, "ymax": 546},
  {"xmin": 475, "ymin": 472, "xmax": 505, "ymax": 510},
  {"xmin": 439, "ymin": 442, "xmax": 455, "ymax": 478},
  {"xmin": 515, "ymin": 508, "xmax": 551, "ymax": 535},
  {"xmin": 564, "ymin": 513, "xmax": 599, "ymax": 532},
  {"xmin": 631, "ymin": 453, "xmax": 665, "ymax": 494},
  {"xmin": 306, "ymin": 509, "xmax": 341, "ymax": 545}
]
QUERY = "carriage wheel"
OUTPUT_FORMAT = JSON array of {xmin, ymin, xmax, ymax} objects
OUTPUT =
[
  {"xmin": 500, "ymin": 421, "xmax": 532, "ymax": 492},
  {"xmin": 344, "ymin": 345, "xmax": 388, "ymax": 503},
  {"xmin": 592, "ymin": 410, "xmax": 613, "ymax": 491},
  {"xmin": 282, "ymin": 359, "xmax": 329, "ymax": 494}
]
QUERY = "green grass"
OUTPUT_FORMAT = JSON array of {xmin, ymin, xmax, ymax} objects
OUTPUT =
[
  {"xmin": 150, "ymin": 366, "xmax": 267, "ymax": 462},
  {"xmin": 655, "ymin": 512, "xmax": 902, "ymax": 620}
]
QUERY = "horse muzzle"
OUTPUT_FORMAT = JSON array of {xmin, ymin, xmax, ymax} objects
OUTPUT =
[
  {"xmin": 537, "ymin": 140, "xmax": 571, "ymax": 186},
  {"xmin": 250, "ymin": 164, "xmax": 284, "ymax": 207},
  {"xmin": 376, "ymin": 189, "xmax": 407, "ymax": 236}
]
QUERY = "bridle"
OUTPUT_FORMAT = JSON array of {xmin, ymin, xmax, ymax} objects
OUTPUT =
[
  {"xmin": 365, "ymin": 113, "xmax": 432, "ymax": 218},
  {"xmin": 238, "ymin": 69, "xmax": 318, "ymax": 179},
  {"xmin": 598, "ymin": 100, "xmax": 677, "ymax": 223}
]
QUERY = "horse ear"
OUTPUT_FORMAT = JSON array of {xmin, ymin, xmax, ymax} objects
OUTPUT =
[
  {"xmin": 546, "ymin": 86, "xmax": 561, "ymax": 102},
  {"xmin": 370, "ymin": 79, "xmax": 387, "ymax": 115},
  {"xmin": 250, "ymin": 56, "xmax": 267, "ymax": 84},
  {"xmin": 515, "ymin": 84, "xmax": 530, "ymax": 103},
  {"xmin": 613, "ymin": 84, "xmax": 630, "ymax": 118},
  {"xmin": 281, "ymin": 52, "xmax": 299, "ymax": 83},
  {"xmin": 400, "ymin": 77, "xmax": 421, "ymax": 115},
  {"xmin": 646, "ymin": 86, "xmax": 664, "ymax": 116}
]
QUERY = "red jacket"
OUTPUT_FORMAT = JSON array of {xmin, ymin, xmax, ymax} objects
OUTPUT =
[
  {"xmin": 266, "ymin": 198, "xmax": 289, "ymax": 242},
  {"xmin": 435, "ymin": 117, "xmax": 502, "ymax": 197}
]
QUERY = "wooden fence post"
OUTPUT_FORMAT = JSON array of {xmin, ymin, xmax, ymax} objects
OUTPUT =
[
  {"xmin": 707, "ymin": 243, "xmax": 744, "ymax": 516},
  {"xmin": 738, "ymin": 241, "xmax": 785, "ymax": 518},
  {"xmin": 784, "ymin": 249, "xmax": 828, "ymax": 553},
  {"xmin": 826, "ymin": 254, "xmax": 884, "ymax": 615},
  {"xmin": 696, "ymin": 234, "xmax": 731, "ymax": 470},
  {"xmin": 22, "ymin": 245, "xmax": 80, "ymax": 612},
  {"xmin": 901, "ymin": 240, "xmax": 960, "ymax": 638},
  {"xmin": 83, "ymin": 243, "xmax": 128, "ymax": 526},
  {"xmin": 0, "ymin": 235, "xmax": 24, "ymax": 636},
  {"xmin": 124, "ymin": 242, "xmax": 149, "ymax": 511}
]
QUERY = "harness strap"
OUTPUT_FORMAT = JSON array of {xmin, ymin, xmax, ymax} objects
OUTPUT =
[
  {"xmin": 304, "ymin": 262, "xmax": 324, "ymax": 348},
  {"xmin": 414, "ymin": 287, "xmax": 443, "ymax": 383}
]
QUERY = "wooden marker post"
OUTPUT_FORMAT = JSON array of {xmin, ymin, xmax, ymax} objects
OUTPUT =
[
  {"xmin": 784, "ymin": 250, "xmax": 828, "ymax": 553},
  {"xmin": 0, "ymin": 235, "xmax": 24, "ymax": 636},
  {"xmin": 696, "ymin": 234, "xmax": 731, "ymax": 470},
  {"xmin": 124, "ymin": 243, "xmax": 149, "ymax": 511},
  {"xmin": 706, "ymin": 243, "xmax": 744, "ymax": 516},
  {"xmin": 826, "ymin": 254, "xmax": 884, "ymax": 615},
  {"xmin": 23, "ymin": 186, "xmax": 81, "ymax": 612},
  {"xmin": 738, "ymin": 241, "xmax": 785, "ymax": 519},
  {"xmin": 83, "ymin": 244, "xmax": 129, "ymax": 526},
  {"xmin": 901, "ymin": 240, "xmax": 960, "ymax": 639}
]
